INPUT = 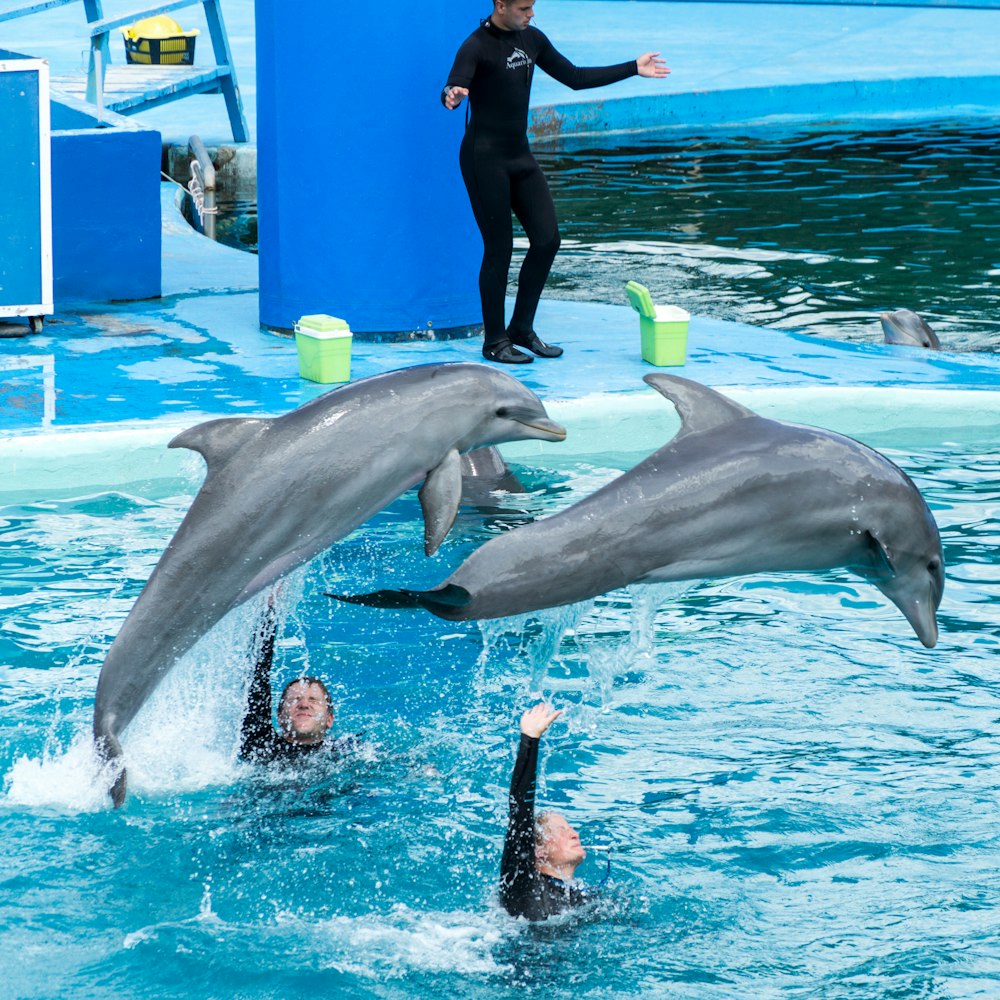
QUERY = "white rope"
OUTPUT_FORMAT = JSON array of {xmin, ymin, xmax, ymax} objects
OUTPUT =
[{"xmin": 187, "ymin": 159, "xmax": 206, "ymax": 224}]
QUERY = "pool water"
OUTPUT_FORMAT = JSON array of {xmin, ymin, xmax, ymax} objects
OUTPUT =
[
  {"xmin": 216, "ymin": 118, "xmax": 1000, "ymax": 353},
  {"xmin": 1, "ymin": 412, "xmax": 998, "ymax": 997}
]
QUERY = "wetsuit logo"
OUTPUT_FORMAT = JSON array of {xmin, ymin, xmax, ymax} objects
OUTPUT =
[{"xmin": 506, "ymin": 47, "xmax": 530, "ymax": 71}]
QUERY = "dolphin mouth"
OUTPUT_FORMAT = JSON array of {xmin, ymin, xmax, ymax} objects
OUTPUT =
[
  {"xmin": 914, "ymin": 616, "xmax": 938, "ymax": 649},
  {"xmin": 888, "ymin": 591, "xmax": 939, "ymax": 649},
  {"xmin": 516, "ymin": 416, "xmax": 567, "ymax": 441}
]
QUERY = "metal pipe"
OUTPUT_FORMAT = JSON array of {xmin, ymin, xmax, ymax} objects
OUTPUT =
[{"xmin": 187, "ymin": 134, "xmax": 217, "ymax": 241}]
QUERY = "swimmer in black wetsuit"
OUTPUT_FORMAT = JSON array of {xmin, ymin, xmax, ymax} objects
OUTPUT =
[
  {"xmin": 239, "ymin": 604, "xmax": 353, "ymax": 764},
  {"xmin": 442, "ymin": 1, "xmax": 669, "ymax": 365},
  {"xmin": 500, "ymin": 702, "xmax": 592, "ymax": 920}
]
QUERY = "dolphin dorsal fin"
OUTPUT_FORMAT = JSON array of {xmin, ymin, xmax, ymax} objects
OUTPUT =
[
  {"xmin": 643, "ymin": 374, "xmax": 755, "ymax": 440},
  {"xmin": 168, "ymin": 417, "xmax": 270, "ymax": 471}
]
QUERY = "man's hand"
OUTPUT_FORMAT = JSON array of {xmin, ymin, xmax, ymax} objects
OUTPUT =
[
  {"xmin": 444, "ymin": 85, "xmax": 469, "ymax": 110},
  {"xmin": 520, "ymin": 702, "xmax": 562, "ymax": 739},
  {"xmin": 636, "ymin": 52, "xmax": 669, "ymax": 79}
]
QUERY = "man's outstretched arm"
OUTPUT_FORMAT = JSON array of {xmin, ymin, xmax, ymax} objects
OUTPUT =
[
  {"xmin": 238, "ymin": 604, "xmax": 278, "ymax": 761},
  {"xmin": 498, "ymin": 703, "xmax": 562, "ymax": 915}
]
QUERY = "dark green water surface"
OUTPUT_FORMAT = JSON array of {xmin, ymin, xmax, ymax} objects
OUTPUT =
[{"xmin": 530, "ymin": 118, "xmax": 1000, "ymax": 351}]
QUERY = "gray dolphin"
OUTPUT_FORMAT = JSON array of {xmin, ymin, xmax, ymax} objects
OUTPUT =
[
  {"xmin": 881, "ymin": 309, "xmax": 941, "ymax": 349},
  {"xmin": 460, "ymin": 445, "xmax": 526, "ymax": 508},
  {"xmin": 93, "ymin": 363, "xmax": 565, "ymax": 807},
  {"xmin": 331, "ymin": 375, "xmax": 944, "ymax": 648}
]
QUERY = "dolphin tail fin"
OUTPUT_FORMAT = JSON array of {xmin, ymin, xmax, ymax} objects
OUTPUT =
[
  {"xmin": 325, "ymin": 584, "xmax": 471, "ymax": 617},
  {"xmin": 94, "ymin": 731, "xmax": 127, "ymax": 809}
]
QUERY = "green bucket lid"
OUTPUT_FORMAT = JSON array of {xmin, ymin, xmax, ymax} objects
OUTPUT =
[
  {"xmin": 297, "ymin": 314, "xmax": 350, "ymax": 332},
  {"xmin": 625, "ymin": 281, "xmax": 656, "ymax": 319}
]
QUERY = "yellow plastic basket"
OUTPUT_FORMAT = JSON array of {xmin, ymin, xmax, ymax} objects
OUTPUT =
[{"xmin": 121, "ymin": 15, "xmax": 199, "ymax": 65}]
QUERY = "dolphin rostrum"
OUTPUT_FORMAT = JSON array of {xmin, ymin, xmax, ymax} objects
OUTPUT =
[
  {"xmin": 330, "ymin": 375, "xmax": 944, "ymax": 648},
  {"xmin": 880, "ymin": 309, "xmax": 941, "ymax": 350},
  {"xmin": 93, "ymin": 363, "xmax": 565, "ymax": 807}
]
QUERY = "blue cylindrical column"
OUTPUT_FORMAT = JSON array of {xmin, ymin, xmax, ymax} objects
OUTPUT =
[{"xmin": 255, "ymin": 0, "xmax": 484, "ymax": 337}]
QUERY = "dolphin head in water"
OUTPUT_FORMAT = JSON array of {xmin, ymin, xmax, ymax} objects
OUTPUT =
[{"xmin": 880, "ymin": 309, "xmax": 941, "ymax": 350}]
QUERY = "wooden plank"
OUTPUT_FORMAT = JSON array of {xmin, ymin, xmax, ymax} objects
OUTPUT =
[{"xmin": 51, "ymin": 63, "xmax": 227, "ymax": 109}]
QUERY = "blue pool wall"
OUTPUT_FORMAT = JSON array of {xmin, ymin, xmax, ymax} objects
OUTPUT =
[{"xmin": 254, "ymin": 0, "xmax": 484, "ymax": 336}]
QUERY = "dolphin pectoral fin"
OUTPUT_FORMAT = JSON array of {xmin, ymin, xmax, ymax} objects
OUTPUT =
[
  {"xmin": 325, "ymin": 584, "xmax": 472, "ymax": 615},
  {"xmin": 169, "ymin": 417, "xmax": 270, "ymax": 472},
  {"xmin": 419, "ymin": 448, "xmax": 463, "ymax": 556},
  {"xmin": 864, "ymin": 530, "xmax": 896, "ymax": 577},
  {"xmin": 643, "ymin": 374, "xmax": 755, "ymax": 440}
]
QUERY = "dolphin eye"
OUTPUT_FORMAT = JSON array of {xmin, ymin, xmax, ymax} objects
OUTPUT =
[
  {"xmin": 928, "ymin": 557, "xmax": 941, "ymax": 573},
  {"xmin": 496, "ymin": 407, "xmax": 509, "ymax": 418}
]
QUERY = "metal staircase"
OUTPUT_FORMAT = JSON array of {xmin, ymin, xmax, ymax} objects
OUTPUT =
[{"xmin": 1, "ymin": 0, "xmax": 248, "ymax": 141}]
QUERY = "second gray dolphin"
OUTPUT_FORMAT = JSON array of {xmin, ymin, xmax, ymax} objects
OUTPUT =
[
  {"xmin": 331, "ymin": 375, "xmax": 944, "ymax": 648},
  {"xmin": 93, "ymin": 363, "xmax": 565, "ymax": 807},
  {"xmin": 881, "ymin": 309, "xmax": 941, "ymax": 349}
]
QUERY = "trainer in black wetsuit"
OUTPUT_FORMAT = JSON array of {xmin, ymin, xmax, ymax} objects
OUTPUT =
[
  {"xmin": 499, "ymin": 702, "xmax": 590, "ymax": 920},
  {"xmin": 442, "ymin": 1, "xmax": 669, "ymax": 365},
  {"xmin": 239, "ymin": 607, "xmax": 350, "ymax": 764}
]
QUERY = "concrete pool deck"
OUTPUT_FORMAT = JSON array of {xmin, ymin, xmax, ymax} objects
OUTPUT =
[{"xmin": 2, "ymin": 0, "xmax": 1000, "ymax": 439}]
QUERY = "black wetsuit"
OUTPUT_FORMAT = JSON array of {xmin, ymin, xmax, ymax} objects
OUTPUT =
[
  {"xmin": 443, "ymin": 20, "xmax": 637, "ymax": 349},
  {"xmin": 239, "ymin": 610, "xmax": 354, "ymax": 764},
  {"xmin": 499, "ymin": 733, "xmax": 588, "ymax": 921}
]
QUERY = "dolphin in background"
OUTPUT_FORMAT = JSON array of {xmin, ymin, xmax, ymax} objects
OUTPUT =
[
  {"xmin": 459, "ymin": 445, "xmax": 528, "ymax": 513},
  {"xmin": 460, "ymin": 446, "xmax": 525, "ymax": 500},
  {"xmin": 881, "ymin": 309, "xmax": 941, "ymax": 349},
  {"xmin": 93, "ymin": 363, "xmax": 565, "ymax": 807},
  {"xmin": 331, "ymin": 375, "xmax": 944, "ymax": 648}
]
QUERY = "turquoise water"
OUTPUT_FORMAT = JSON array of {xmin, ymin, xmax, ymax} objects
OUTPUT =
[{"xmin": 2, "ymin": 417, "xmax": 998, "ymax": 997}]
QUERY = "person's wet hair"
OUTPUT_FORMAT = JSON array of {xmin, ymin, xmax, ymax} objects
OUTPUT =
[
  {"xmin": 534, "ymin": 810, "xmax": 554, "ymax": 851},
  {"xmin": 279, "ymin": 676, "xmax": 333, "ymax": 713}
]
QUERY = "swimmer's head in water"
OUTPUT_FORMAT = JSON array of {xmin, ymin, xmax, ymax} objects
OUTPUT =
[
  {"xmin": 277, "ymin": 677, "xmax": 334, "ymax": 743},
  {"xmin": 534, "ymin": 811, "xmax": 586, "ymax": 869}
]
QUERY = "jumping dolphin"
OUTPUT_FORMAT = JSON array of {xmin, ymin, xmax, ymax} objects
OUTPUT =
[
  {"xmin": 93, "ymin": 363, "xmax": 565, "ymax": 807},
  {"xmin": 330, "ymin": 375, "xmax": 944, "ymax": 648},
  {"xmin": 881, "ymin": 309, "xmax": 941, "ymax": 350}
]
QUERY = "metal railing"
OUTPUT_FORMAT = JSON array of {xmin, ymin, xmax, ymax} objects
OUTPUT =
[{"xmin": 187, "ymin": 133, "xmax": 216, "ymax": 241}]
